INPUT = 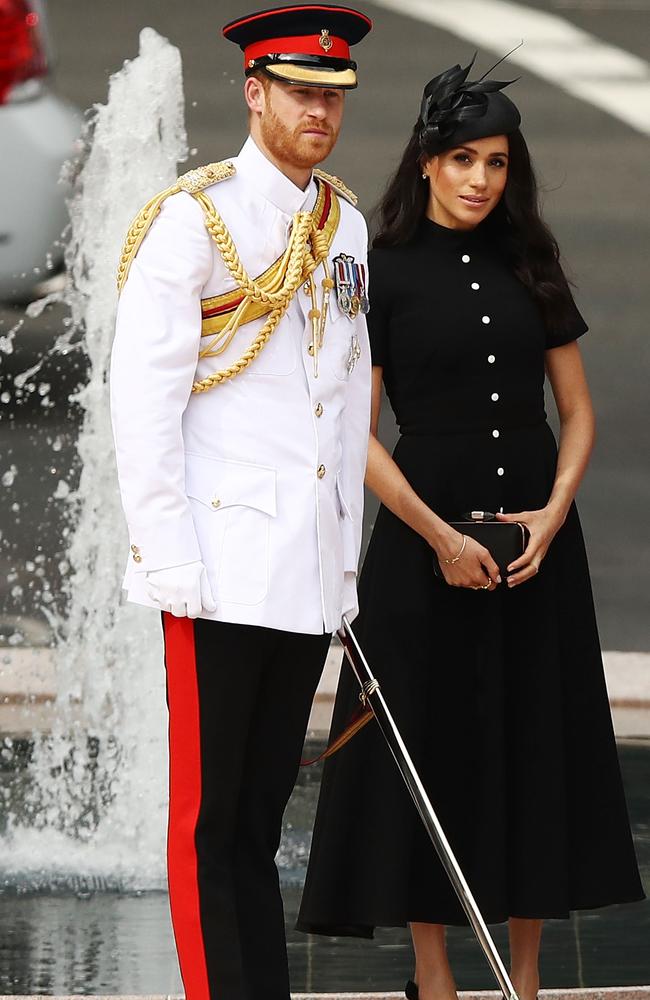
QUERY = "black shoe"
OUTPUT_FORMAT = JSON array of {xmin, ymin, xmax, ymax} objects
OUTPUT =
[{"xmin": 405, "ymin": 981, "xmax": 419, "ymax": 1000}]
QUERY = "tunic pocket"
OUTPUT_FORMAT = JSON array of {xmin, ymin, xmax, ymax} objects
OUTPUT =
[
  {"xmin": 325, "ymin": 311, "xmax": 354, "ymax": 382},
  {"xmin": 335, "ymin": 471, "xmax": 357, "ymax": 573},
  {"xmin": 185, "ymin": 454, "xmax": 277, "ymax": 605}
]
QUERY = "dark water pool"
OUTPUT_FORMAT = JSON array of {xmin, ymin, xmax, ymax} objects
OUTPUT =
[{"xmin": 0, "ymin": 740, "xmax": 647, "ymax": 995}]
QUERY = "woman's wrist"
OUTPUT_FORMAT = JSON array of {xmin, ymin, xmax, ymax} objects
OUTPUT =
[
  {"xmin": 545, "ymin": 495, "xmax": 571, "ymax": 527},
  {"xmin": 425, "ymin": 518, "xmax": 462, "ymax": 557}
]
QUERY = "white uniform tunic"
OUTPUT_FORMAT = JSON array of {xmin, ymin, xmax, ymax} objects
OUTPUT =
[{"xmin": 110, "ymin": 137, "xmax": 371, "ymax": 634}]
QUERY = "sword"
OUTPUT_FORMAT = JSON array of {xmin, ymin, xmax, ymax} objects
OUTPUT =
[{"xmin": 337, "ymin": 615, "xmax": 519, "ymax": 1000}]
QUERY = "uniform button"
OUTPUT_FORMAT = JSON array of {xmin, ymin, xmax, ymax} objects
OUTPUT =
[
  {"xmin": 488, "ymin": 354, "xmax": 496, "ymax": 363},
  {"xmin": 303, "ymin": 281, "xmax": 311, "ymax": 295},
  {"xmin": 461, "ymin": 254, "xmax": 471, "ymax": 263},
  {"xmin": 315, "ymin": 402, "xmax": 323, "ymax": 417},
  {"xmin": 497, "ymin": 467, "xmax": 505, "ymax": 476},
  {"xmin": 491, "ymin": 392, "xmax": 499, "ymax": 402},
  {"xmin": 482, "ymin": 315, "xmax": 491, "ymax": 325},
  {"xmin": 471, "ymin": 282, "xmax": 480, "ymax": 290},
  {"xmin": 211, "ymin": 498, "xmax": 221, "ymax": 509},
  {"xmin": 308, "ymin": 343, "xmax": 314, "ymax": 356},
  {"xmin": 130, "ymin": 544, "xmax": 139, "ymax": 553},
  {"xmin": 317, "ymin": 464, "xmax": 326, "ymax": 479},
  {"xmin": 492, "ymin": 429, "xmax": 500, "ymax": 438},
  {"xmin": 133, "ymin": 553, "xmax": 142, "ymax": 563}
]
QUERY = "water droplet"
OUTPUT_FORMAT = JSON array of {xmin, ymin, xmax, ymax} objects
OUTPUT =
[
  {"xmin": 0, "ymin": 392, "xmax": 10, "ymax": 404},
  {"xmin": 7, "ymin": 632, "xmax": 24, "ymax": 647},
  {"xmin": 53, "ymin": 480, "xmax": 70, "ymax": 499},
  {"xmin": 1, "ymin": 465, "xmax": 17, "ymax": 487},
  {"xmin": 10, "ymin": 585, "xmax": 23, "ymax": 599},
  {"xmin": 52, "ymin": 436, "xmax": 63, "ymax": 452},
  {"xmin": 25, "ymin": 560, "xmax": 35, "ymax": 572},
  {"xmin": 38, "ymin": 382, "xmax": 51, "ymax": 396}
]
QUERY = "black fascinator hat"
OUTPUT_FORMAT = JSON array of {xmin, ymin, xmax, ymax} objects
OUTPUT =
[{"xmin": 419, "ymin": 52, "xmax": 521, "ymax": 155}]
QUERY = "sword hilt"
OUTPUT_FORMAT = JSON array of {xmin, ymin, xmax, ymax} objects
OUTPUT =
[{"xmin": 359, "ymin": 678, "xmax": 380, "ymax": 706}]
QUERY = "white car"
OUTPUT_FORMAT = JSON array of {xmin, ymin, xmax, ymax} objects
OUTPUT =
[{"xmin": 0, "ymin": 0, "xmax": 81, "ymax": 302}]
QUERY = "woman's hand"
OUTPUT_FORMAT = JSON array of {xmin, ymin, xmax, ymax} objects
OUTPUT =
[
  {"xmin": 433, "ymin": 528, "xmax": 501, "ymax": 591},
  {"xmin": 496, "ymin": 507, "xmax": 566, "ymax": 587}
]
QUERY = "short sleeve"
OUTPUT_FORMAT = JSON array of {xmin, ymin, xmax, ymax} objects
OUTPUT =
[
  {"xmin": 366, "ymin": 249, "xmax": 392, "ymax": 366},
  {"xmin": 545, "ymin": 285, "xmax": 589, "ymax": 349}
]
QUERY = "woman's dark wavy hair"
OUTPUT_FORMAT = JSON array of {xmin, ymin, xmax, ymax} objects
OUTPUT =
[{"xmin": 372, "ymin": 124, "xmax": 578, "ymax": 336}]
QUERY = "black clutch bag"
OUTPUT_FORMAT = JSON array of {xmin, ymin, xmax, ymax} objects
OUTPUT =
[{"xmin": 433, "ymin": 511, "xmax": 530, "ymax": 579}]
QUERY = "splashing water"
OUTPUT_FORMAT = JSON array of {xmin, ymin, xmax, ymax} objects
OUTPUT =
[{"xmin": 1, "ymin": 28, "xmax": 188, "ymax": 888}]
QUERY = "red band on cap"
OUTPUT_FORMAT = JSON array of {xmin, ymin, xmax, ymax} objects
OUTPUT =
[{"xmin": 244, "ymin": 33, "xmax": 350, "ymax": 67}]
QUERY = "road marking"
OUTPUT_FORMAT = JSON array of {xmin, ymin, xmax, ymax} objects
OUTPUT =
[{"xmin": 369, "ymin": 0, "xmax": 650, "ymax": 134}]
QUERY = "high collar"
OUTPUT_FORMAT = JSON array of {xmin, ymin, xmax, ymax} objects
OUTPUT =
[
  {"xmin": 236, "ymin": 135, "xmax": 316, "ymax": 216},
  {"xmin": 419, "ymin": 215, "xmax": 486, "ymax": 250}
]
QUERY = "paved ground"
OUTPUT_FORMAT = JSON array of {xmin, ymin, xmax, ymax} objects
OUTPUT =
[{"xmin": 1, "ymin": 0, "xmax": 648, "ymax": 651}]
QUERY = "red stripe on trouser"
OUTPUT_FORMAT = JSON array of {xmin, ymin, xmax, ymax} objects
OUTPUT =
[{"xmin": 163, "ymin": 613, "xmax": 211, "ymax": 1000}]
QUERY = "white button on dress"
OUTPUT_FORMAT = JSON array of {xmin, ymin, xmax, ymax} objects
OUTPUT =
[
  {"xmin": 471, "ymin": 282, "xmax": 480, "ymax": 290},
  {"xmin": 497, "ymin": 467, "xmax": 505, "ymax": 476},
  {"xmin": 491, "ymin": 392, "xmax": 499, "ymax": 402},
  {"xmin": 488, "ymin": 354, "xmax": 496, "ymax": 363},
  {"xmin": 492, "ymin": 429, "xmax": 500, "ymax": 438},
  {"xmin": 482, "ymin": 315, "xmax": 491, "ymax": 325},
  {"xmin": 462, "ymin": 254, "xmax": 470, "ymax": 263}
]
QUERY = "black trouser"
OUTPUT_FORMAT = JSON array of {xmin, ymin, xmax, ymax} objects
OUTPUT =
[{"xmin": 162, "ymin": 614, "xmax": 330, "ymax": 1000}]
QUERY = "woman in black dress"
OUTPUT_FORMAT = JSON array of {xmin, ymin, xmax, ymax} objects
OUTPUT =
[{"xmin": 297, "ymin": 60, "xmax": 644, "ymax": 1000}]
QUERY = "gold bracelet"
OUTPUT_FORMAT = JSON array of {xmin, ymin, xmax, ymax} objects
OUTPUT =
[{"xmin": 443, "ymin": 534, "xmax": 467, "ymax": 566}]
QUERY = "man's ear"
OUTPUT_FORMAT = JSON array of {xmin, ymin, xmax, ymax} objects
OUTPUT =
[{"xmin": 244, "ymin": 75, "xmax": 267, "ymax": 116}]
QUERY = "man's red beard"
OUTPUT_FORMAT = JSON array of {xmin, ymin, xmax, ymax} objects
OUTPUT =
[{"xmin": 260, "ymin": 104, "xmax": 339, "ymax": 170}]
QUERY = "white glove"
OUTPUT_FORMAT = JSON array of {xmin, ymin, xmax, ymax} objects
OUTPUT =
[{"xmin": 145, "ymin": 560, "xmax": 217, "ymax": 619}]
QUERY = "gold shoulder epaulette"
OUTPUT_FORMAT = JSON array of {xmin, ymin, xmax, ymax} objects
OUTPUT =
[
  {"xmin": 116, "ymin": 160, "xmax": 236, "ymax": 292},
  {"xmin": 314, "ymin": 168, "xmax": 358, "ymax": 207},
  {"xmin": 177, "ymin": 160, "xmax": 236, "ymax": 194}
]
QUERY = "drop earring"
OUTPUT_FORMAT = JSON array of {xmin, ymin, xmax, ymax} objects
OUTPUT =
[{"xmin": 422, "ymin": 173, "xmax": 427, "ymax": 180}]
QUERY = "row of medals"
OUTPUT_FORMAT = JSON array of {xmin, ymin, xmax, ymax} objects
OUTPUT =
[
  {"xmin": 334, "ymin": 253, "xmax": 370, "ymax": 319},
  {"xmin": 334, "ymin": 254, "xmax": 368, "ymax": 375},
  {"xmin": 307, "ymin": 254, "xmax": 369, "ymax": 378}
]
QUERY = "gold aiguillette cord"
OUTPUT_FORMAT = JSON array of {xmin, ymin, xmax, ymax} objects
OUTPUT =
[{"xmin": 307, "ymin": 258, "xmax": 335, "ymax": 378}]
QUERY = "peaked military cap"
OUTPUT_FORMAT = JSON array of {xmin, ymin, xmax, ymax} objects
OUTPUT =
[{"xmin": 223, "ymin": 4, "xmax": 372, "ymax": 89}]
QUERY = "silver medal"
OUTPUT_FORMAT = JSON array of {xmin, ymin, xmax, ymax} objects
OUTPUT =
[{"xmin": 347, "ymin": 334, "xmax": 362, "ymax": 374}]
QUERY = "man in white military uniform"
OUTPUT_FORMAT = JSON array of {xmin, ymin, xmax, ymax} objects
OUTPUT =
[{"xmin": 110, "ymin": 5, "xmax": 372, "ymax": 999}]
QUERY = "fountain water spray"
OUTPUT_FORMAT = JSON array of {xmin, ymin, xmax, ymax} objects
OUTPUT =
[{"xmin": 1, "ymin": 28, "xmax": 188, "ymax": 888}]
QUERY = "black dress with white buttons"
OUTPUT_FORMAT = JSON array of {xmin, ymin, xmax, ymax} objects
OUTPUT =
[{"xmin": 298, "ymin": 217, "xmax": 644, "ymax": 935}]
